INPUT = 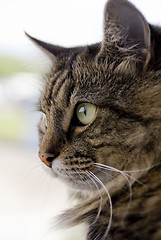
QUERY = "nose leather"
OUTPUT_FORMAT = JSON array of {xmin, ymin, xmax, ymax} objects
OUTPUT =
[{"xmin": 38, "ymin": 152, "xmax": 55, "ymax": 167}]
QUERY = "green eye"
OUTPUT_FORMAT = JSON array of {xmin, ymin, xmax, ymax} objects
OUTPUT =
[{"xmin": 76, "ymin": 103, "xmax": 97, "ymax": 125}]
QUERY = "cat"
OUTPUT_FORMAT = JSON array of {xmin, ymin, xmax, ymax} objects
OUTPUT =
[{"xmin": 26, "ymin": 0, "xmax": 161, "ymax": 239}]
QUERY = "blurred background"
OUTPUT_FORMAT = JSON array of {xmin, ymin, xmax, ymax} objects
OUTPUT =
[{"xmin": 0, "ymin": 0, "xmax": 161, "ymax": 239}]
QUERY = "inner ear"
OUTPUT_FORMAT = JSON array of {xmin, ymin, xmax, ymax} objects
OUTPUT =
[{"xmin": 103, "ymin": 0, "xmax": 152, "ymax": 65}]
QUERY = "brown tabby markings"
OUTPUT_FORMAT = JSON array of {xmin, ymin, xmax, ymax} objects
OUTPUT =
[{"xmin": 27, "ymin": 0, "xmax": 161, "ymax": 239}]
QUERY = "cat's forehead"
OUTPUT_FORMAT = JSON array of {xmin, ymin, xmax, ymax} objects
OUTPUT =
[
  {"xmin": 42, "ymin": 46, "xmax": 112, "ymax": 106},
  {"xmin": 41, "ymin": 43, "xmax": 139, "ymax": 113}
]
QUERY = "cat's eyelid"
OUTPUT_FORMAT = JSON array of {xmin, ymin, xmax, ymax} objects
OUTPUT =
[{"xmin": 75, "ymin": 101, "xmax": 96, "ymax": 106}]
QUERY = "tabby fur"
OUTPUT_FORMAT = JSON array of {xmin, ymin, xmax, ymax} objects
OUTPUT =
[{"xmin": 27, "ymin": 0, "xmax": 161, "ymax": 239}]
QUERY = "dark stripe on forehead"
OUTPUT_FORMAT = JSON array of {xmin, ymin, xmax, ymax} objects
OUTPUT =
[
  {"xmin": 53, "ymin": 74, "xmax": 75, "ymax": 109},
  {"xmin": 51, "ymin": 58, "xmax": 77, "ymax": 106},
  {"xmin": 42, "ymin": 70, "xmax": 63, "ymax": 109},
  {"xmin": 52, "ymin": 69, "xmax": 69, "ymax": 99},
  {"xmin": 42, "ymin": 47, "xmax": 84, "ymax": 111},
  {"xmin": 66, "ymin": 83, "xmax": 75, "ymax": 107}
]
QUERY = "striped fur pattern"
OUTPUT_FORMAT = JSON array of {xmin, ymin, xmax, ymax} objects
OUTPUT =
[{"xmin": 29, "ymin": 0, "xmax": 161, "ymax": 239}]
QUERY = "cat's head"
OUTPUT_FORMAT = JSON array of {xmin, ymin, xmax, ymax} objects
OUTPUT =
[{"xmin": 27, "ymin": 0, "xmax": 161, "ymax": 191}]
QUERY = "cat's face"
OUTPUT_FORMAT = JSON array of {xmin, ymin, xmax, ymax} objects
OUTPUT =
[
  {"xmin": 27, "ymin": 0, "xmax": 161, "ymax": 191},
  {"xmin": 38, "ymin": 50, "xmax": 158, "ymax": 191},
  {"xmin": 38, "ymin": 52, "xmax": 125, "ymax": 190}
]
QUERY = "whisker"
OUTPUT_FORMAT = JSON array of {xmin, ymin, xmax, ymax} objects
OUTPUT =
[
  {"xmin": 93, "ymin": 162, "xmax": 133, "ymax": 191},
  {"xmin": 17, "ymin": 160, "xmax": 42, "ymax": 183},
  {"xmin": 93, "ymin": 162, "xmax": 144, "ymax": 185},
  {"xmin": 92, "ymin": 163, "xmax": 135, "ymax": 221},
  {"xmin": 95, "ymin": 167, "xmax": 133, "ymax": 204},
  {"xmin": 85, "ymin": 172, "xmax": 103, "ymax": 224},
  {"xmin": 123, "ymin": 162, "xmax": 161, "ymax": 173},
  {"xmin": 96, "ymin": 167, "xmax": 113, "ymax": 179},
  {"xmin": 87, "ymin": 171, "xmax": 113, "ymax": 240}
]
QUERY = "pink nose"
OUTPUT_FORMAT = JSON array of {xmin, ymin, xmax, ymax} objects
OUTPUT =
[{"xmin": 38, "ymin": 152, "xmax": 55, "ymax": 167}]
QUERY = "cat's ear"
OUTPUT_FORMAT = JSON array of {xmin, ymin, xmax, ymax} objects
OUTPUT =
[
  {"xmin": 25, "ymin": 32, "xmax": 68, "ymax": 61},
  {"xmin": 102, "ymin": 0, "xmax": 152, "ymax": 69}
]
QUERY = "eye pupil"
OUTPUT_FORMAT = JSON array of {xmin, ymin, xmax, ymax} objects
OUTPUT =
[{"xmin": 84, "ymin": 106, "xmax": 87, "ymax": 116}]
